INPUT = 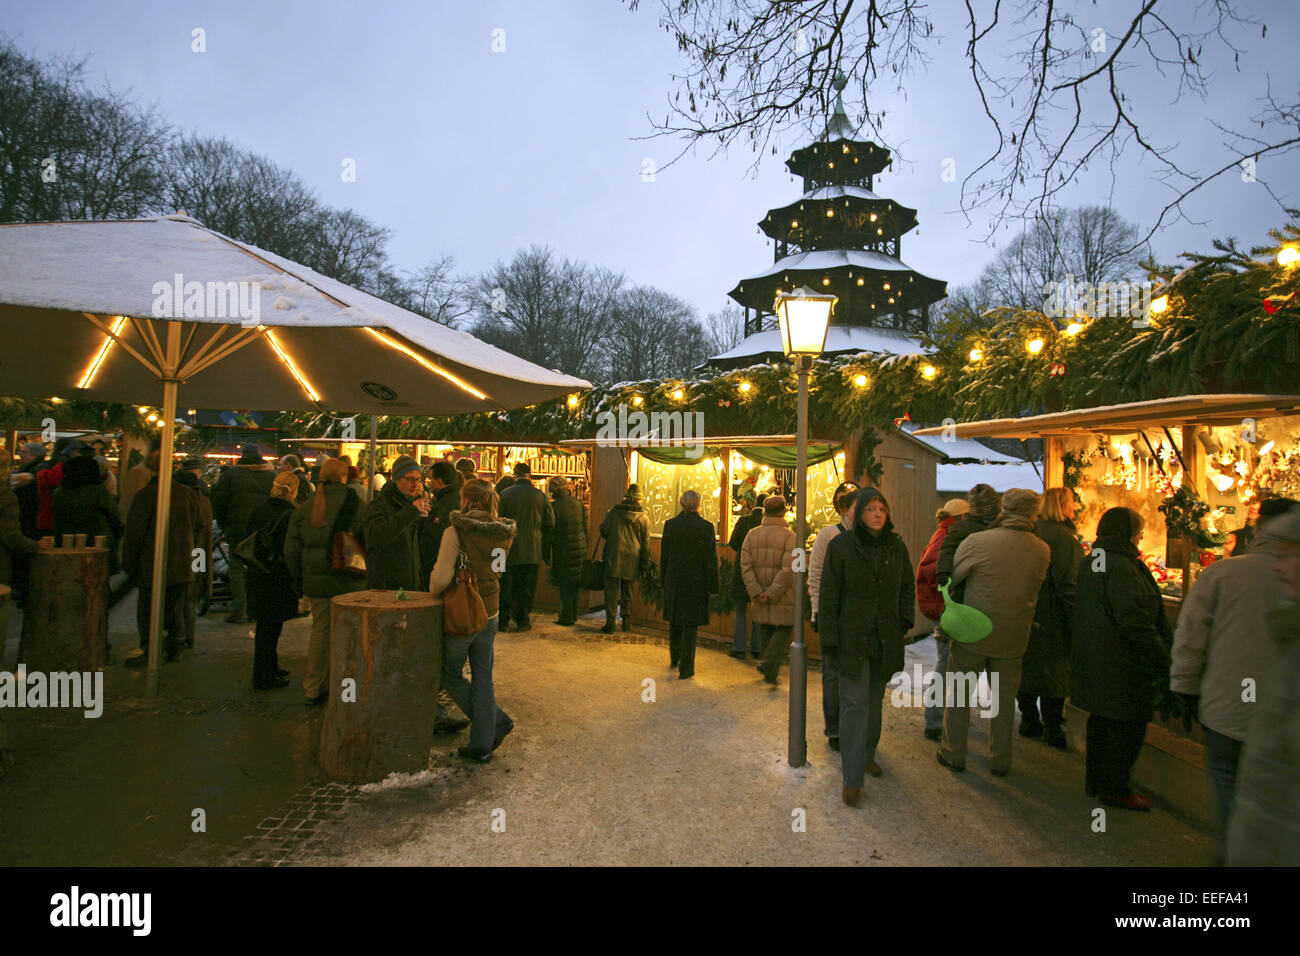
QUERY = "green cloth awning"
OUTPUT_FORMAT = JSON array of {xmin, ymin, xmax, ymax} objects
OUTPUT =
[{"xmin": 635, "ymin": 443, "xmax": 840, "ymax": 467}]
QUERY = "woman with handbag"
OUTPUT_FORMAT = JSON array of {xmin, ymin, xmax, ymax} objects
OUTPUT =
[
  {"xmin": 429, "ymin": 479, "xmax": 517, "ymax": 762},
  {"xmin": 284, "ymin": 457, "xmax": 367, "ymax": 705},
  {"xmin": 244, "ymin": 472, "xmax": 300, "ymax": 690},
  {"xmin": 546, "ymin": 476, "xmax": 587, "ymax": 626}
]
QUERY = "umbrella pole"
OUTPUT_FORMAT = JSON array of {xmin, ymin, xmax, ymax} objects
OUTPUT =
[
  {"xmin": 368, "ymin": 414, "xmax": 378, "ymax": 495},
  {"xmin": 144, "ymin": 378, "xmax": 178, "ymax": 697}
]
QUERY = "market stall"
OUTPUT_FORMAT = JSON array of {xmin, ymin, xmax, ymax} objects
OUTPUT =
[{"xmin": 913, "ymin": 393, "xmax": 1300, "ymax": 828}]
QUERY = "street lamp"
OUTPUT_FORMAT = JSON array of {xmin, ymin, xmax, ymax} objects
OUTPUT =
[{"xmin": 773, "ymin": 285, "xmax": 836, "ymax": 768}]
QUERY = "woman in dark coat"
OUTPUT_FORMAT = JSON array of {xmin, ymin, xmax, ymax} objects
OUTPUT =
[
  {"xmin": 660, "ymin": 490, "xmax": 719, "ymax": 680},
  {"xmin": 244, "ymin": 472, "xmax": 300, "ymax": 689},
  {"xmin": 726, "ymin": 497, "xmax": 765, "ymax": 659},
  {"xmin": 51, "ymin": 455, "xmax": 124, "ymax": 573},
  {"xmin": 545, "ymin": 476, "xmax": 587, "ymax": 626},
  {"xmin": 819, "ymin": 488, "xmax": 915, "ymax": 807},
  {"xmin": 1071, "ymin": 507, "xmax": 1172, "ymax": 810},
  {"xmin": 1019, "ymin": 487, "xmax": 1084, "ymax": 748}
]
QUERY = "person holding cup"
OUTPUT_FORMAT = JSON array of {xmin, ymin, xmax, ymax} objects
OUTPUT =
[{"xmin": 363, "ymin": 455, "xmax": 439, "ymax": 592}]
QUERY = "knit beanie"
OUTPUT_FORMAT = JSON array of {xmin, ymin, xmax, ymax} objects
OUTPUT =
[
  {"xmin": 1096, "ymin": 506, "xmax": 1143, "ymax": 541},
  {"xmin": 238, "ymin": 444, "xmax": 262, "ymax": 464},
  {"xmin": 390, "ymin": 455, "xmax": 421, "ymax": 481},
  {"xmin": 1001, "ymin": 488, "xmax": 1041, "ymax": 519},
  {"xmin": 626, "ymin": 483, "xmax": 642, "ymax": 502},
  {"xmin": 967, "ymin": 483, "xmax": 1001, "ymax": 518}
]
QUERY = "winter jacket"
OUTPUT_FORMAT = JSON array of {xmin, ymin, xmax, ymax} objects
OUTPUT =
[
  {"xmin": 1225, "ymin": 603, "xmax": 1300, "ymax": 866},
  {"xmin": 121, "ymin": 476, "xmax": 203, "ymax": 588},
  {"xmin": 283, "ymin": 483, "xmax": 367, "ymax": 599},
  {"xmin": 1171, "ymin": 535, "xmax": 1290, "ymax": 741},
  {"xmin": 916, "ymin": 516, "xmax": 960, "ymax": 622},
  {"xmin": 808, "ymin": 516, "xmax": 852, "ymax": 616},
  {"xmin": 243, "ymin": 497, "xmax": 299, "ymax": 623},
  {"xmin": 727, "ymin": 507, "xmax": 763, "ymax": 602},
  {"xmin": 936, "ymin": 511, "xmax": 997, "ymax": 600},
  {"xmin": 428, "ymin": 484, "xmax": 460, "ymax": 554},
  {"xmin": 741, "ymin": 515, "xmax": 797, "ymax": 627},
  {"xmin": 818, "ymin": 520, "xmax": 915, "ymax": 681},
  {"xmin": 499, "ymin": 478, "xmax": 553, "ymax": 566},
  {"xmin": 13, "ymin": 457, "xmax": 45, "ymax": 539},
  {"xmin": 52, "ymin": 482, "xmax": 124, "ymax": 544},
  {"xmin": 174, "ymin": 471, "xmax": 213, "ymax": 579},
  {"xmin": 212, "ymin": 462, "xmax": 275, "ymax": 541},
  {"xmin": 1070, "ymin": 535, "xmax": 1172, "ymax": 723},
  {"xmin": 600, "ymin": 498, "xmax": 650, "ymax": 580},
  {"xmin": 660, "ymin": 509, "xmax": 719, "ymax": 626},
  {"xmin": 364, "ymin": 479, "xmax": 438, "ymax": 591},
  {"xmin": 118, "ymin": 462, "xmax": 154, "ymax": 522},
  {"xmin": 1023, "ymin": 517, "xmax": 1084, "ymax": 697},
  {"xmin": 951, "ymin": 516, "xmax": 1052, "ymax": 659},
  {"xmin": 546, "ymin": 489, "xmax": 587, "ymax": 587},
  {"xmin": 0, "ymin": 485, "xmax": 39, "ymax": 587},
  {"xmin": 35, "ymin": 460, "xmax": 64, "ymax": 534},
  {"xmin": 428, "ymin": 510, "xmax": 518, "ymax": 618}
]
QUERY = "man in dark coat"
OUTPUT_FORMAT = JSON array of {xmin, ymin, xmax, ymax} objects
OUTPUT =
[
  {"xmin": 364, "ymin": 455, "xmax": 438, "ymax": 591},
  {"xmin": 278, "ymin": 454, "xmax": 314, "ymax": 504},
  {"xmin": 212, "ymin": 444, "xmax": 275, "ymax": 623},
  {"xmin": 599, "ymin": 483, "xmax": 651, "ymax": 633},
  {"xmin": 545, "ymin": 476, "xmax": 587, "ymax": 625},
  {"xmin": 726, "ymin": 496, "xmax": 765, "ymax": 658},
  {"xmin": 121, "ymin": 451, "xmax": 204, "ymax": 663},
  {"xmin": 427, "ymin": 460, "xmax": 460, "ymax": 554},
  {"xmin": 497, "ymin": 462, "xmax": 554, "ymax": 632},
  {"xmin": 11, "ymin": 441, "xmax": 46, "ymax": 540},
  {"xmin": 935, "ymin": 483, "xmax": 1000, "ymax": 599},
  {"xmin": 174, "ymin": 469, "xmax": 213, "ymax": 649},
  {"xmin": 660, "ymin": 490, "xmax": 719, "ymax": 679}
]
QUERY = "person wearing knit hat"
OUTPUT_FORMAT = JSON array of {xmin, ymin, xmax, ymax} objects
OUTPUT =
[
  {"xmin": 938, "ymin": 489, "xmax": 1051, "ymax": 777},
  {"xmin": 915, "ymin": 497, "xmax": 970, "ymax": 740},
  {"xmin": 935, "ymin": 484, "xmax": 1000, "ymax": 596},
  {"xmin": 1070, "ymin": 507, "xmax": 1171, "ymax": 810},
  {"xmin": 364, "ymin": 451, "xmax": 438, "ymax": 593},
  {"xmin": 238, "ymin": 444, "xmax": 263, "ymax": 464},
  {"xmin": 242, "ymin": 471, "xmax": 300, "ymax": 689},
  {"xmin": 1172, "ymin": 498, "xmax": 1299, "ymax": 846}
]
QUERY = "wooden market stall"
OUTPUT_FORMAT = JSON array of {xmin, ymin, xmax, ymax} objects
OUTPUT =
[
  {"xmin": 913, "ymin": 393, "xmax": 1300, "ymax": 827},
  {"xmin": 560, "ymin": 427, "xmax": 942, "ymax": 649}
]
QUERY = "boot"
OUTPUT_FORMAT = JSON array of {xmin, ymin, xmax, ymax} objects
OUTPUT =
[{"xmin": 601, "ymin": 614, "xmax": 615, "ymax": 634}]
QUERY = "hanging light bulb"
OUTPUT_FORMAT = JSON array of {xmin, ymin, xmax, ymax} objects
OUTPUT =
[
  {"xmin": 672, "ymin": 388, "xmax": 684, "ymax": 401},
  {"xmin": 969, "ymin": 348, "xmax": 983, "ymax": 362},
  {"xmin": 921, "ymin": 365, "xmax": 937, "ymax": 380},
  {"xmin": 1027, "ymin": 337, "xmax": 1045, "ymax": 354},
  {"xmin": 870, "ymin": 213, "xmax": 877, "ymax": 222},
  {"xmin": 1065, "ymin": 321, "xmax": 1085, "ymax": 336},
  {"xmin": 1278, "ymin": 247, "xmax": 1300, "ymax": 266},
  {"xmin": 1150, "ymin": 295, "xmax": 1169, "ymax": 315},
  {"xmin": 856, "ymin": 277, "xmax": 865, "ymax": 286},
  {"xmin": 883, "ymin": 282, "xmax": 890, "ymax": 290},
  {"xmin": 632, "ymin": 394, "xmax": 644, "ymax": 406},
  {"xmin": 739, "ymin": 381, "xmax": 752, "ymax": 393},
  {"xmin": 854, "ymin": 374, "xmax": 868, "ymax": 388}
]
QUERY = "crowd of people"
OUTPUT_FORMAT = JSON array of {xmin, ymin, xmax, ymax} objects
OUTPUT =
[{"xmin": 3, "ymin": 437, "xmax": 1298, "ymax": 863}]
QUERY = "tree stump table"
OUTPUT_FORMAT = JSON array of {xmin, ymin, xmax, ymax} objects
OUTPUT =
[
  {"xmin": 18, "ymin": 546, "xmax": 108, "ymax": 672},
  {"xmin": 319, "ymin": 589, "xmax": 443, "ymax": 782}
]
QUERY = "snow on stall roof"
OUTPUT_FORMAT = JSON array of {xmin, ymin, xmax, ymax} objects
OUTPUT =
[
  {"xmin": 937, "ymin": 461, "xmax": 1045, "ymax": 494},
  {"xmin": 736, "ymin": 248, "xmax": 943, "ymax": 284},
  {"xmin": 705, "ymin": 326, "xmax": 929, "ymax": 364},
  {"xmin": 0, "ymin": 216, "xmax": 587, "ymax": 389},
  {"xmin": 901, "ymin": 423, "xmax": 1024, "ymax": 462}
]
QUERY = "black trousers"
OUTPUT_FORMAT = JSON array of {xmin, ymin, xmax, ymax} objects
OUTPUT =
[
  {"xmin": 502, "ymin": 564, "xmax": 539, "ymax": 626},
  {"xmin": 253, "ymin": 617, "xmax": 285, "ymax": 687},
  {"xmin": 669, "ymin": 624, "xmax": 699, "ymax": 678},
  {"xmin": 136, "ymin": 583, "xmax": 187, "ymax": 655},
  {"xmin": 557, "ymin": 586, "xmax": 579, "ymax": 624},
  {"xmin": 1085, "ymin": 714, "xmax": 1148, "ymax": 800},
  {"xmin": 1017, "ymin": 692, "xmax": 1066, "ymax": 731},
  {"xmin": 603, "ymin": 576, "xmax": 633, "ymax": 624}
]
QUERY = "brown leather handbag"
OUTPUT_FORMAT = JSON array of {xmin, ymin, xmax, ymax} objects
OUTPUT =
[
  {"xmin": 330, "ymin": 488, "xmax": 367, "ymax": 576},
  {"xmin": 441, "ymin": 550, "xmax": 488, "ymax": 636}
]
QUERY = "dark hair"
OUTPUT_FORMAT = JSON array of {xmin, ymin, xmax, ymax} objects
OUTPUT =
[
  {"xmin": 755, "ymin": 493, "xmax": 768, "ymax": 509},
  {"xmin": 430, "ymin": 460, "xmax": 457, "ymax": 486},
  {"xmin": 513, "ymin": 462, "xmax": 531, "ymax": 477},
  {"xmin": 1096, "ymin": 506, "xmax": 1143, "ymax": 541},
  {"xmin": 1260, "ymin": 497, "xmax": 1298, "ymax": 521},
  {"xmin": 833, "ymin": 481, "xmax": 859, "ymax": 511},
  {"xmin": 838, "ymin": 489, "xmax": 859, "ymax": 513},
  {"xmin": 851, "ymin": 487, "xmax": 890, "ymax": 528}
]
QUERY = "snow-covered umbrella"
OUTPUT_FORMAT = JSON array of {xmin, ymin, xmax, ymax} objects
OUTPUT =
[{"xmin": 0, "ymin": 215, "xmax": 588, "ymax": 684}]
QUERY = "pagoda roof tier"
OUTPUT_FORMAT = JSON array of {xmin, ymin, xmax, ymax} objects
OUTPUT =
[
  {"xmin": 727, "ymin": 248, "xmax": 947, "ymax": 314},
  {"xmin": 702, "ymin": 325, "xmax": 928, "ymax": 370},
  {"xmin": 786, "ymin": 137, "xmax": 890, "ymax": 181},
  {"xmin": 760, "ymin": 186, "xmax": 918, "ymax": 244}
]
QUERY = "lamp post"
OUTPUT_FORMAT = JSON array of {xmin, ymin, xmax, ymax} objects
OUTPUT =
[{"xmin": 773, "ymin": 286, "xmax": 836, "ymax": 768}]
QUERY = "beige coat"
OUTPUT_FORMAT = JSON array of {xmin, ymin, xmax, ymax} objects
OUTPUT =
[
  {"xmin": 951, "ymin": 516, "xmax": 1051, "ymax": 658},
  {"xmin": 740, "ymin": 515, "xmax": 796, "ymax": 627}
]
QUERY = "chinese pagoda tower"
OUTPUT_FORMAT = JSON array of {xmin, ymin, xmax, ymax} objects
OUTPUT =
[{"xmin": 708, "ymin": 74, "xmax": 948, "ymax": 369}]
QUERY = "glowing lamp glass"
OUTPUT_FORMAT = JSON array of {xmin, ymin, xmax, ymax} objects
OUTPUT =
[{"xmin": 774, "ymin": 286, "xmax": 836, "ymax": 358}]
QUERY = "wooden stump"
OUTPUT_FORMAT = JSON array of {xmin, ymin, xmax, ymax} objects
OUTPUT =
[
  {"xmin": 18, "ymin": 547, "xmax": 108, "ymax": 672},
  {"xmin": 318, "ymin": 589, "xmax": 442, "ymax": 782}
]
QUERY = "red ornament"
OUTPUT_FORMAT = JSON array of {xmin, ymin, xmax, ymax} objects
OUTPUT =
[
  {"xmin": 1050, "ymin": 362, "xmax": 1066, "ymax": 377},
  {"xmin": 1263, "ymin": 291, "xmax": 1296, "ymax": 314},
  {"xmin": 891, "ymin": 411, "xmax": 912, "ymax": 428}
]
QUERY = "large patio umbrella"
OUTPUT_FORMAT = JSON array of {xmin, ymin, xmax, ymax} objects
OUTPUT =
[{"xmin": 0, "ymin": 215, "xmax": 588, "ymax": 685}]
